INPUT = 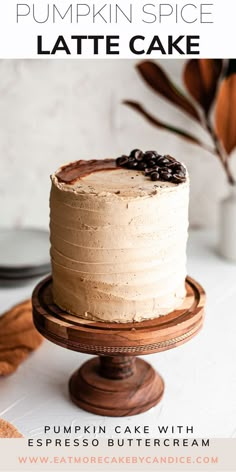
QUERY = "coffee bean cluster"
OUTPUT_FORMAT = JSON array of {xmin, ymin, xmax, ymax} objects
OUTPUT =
[{"xmin": 116, "ymin": 149, "xmax": 187, "ymax": 184}]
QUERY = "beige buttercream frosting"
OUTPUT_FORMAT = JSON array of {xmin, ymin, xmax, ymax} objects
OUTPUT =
[{"xmin": 50, "ymin": 161, "xmax": 189, "ymax": 322}]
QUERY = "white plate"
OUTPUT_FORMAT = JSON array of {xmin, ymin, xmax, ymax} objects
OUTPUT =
[{"xmin": 0, "ymin": 228, "xmax": 50, "ymax": 274}]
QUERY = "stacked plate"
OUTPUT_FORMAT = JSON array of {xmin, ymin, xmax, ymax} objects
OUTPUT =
[{"xmin": 0, "ymin": 228, "xmax": 51, "ymax": 280}]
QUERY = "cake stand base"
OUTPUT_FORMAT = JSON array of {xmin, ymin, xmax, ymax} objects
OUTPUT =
[
  {"xmin": 69, "ymin": 356, "xmax": 164, "ymax": 417},
  {"xmin": 32, "ymin": 276, "xmax": 205, "ymax": 417}
]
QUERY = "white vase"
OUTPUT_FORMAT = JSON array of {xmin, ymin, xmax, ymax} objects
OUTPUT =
[{"xmin": 219, "ymin": 185, "xmax": 236, "ymax": 262}]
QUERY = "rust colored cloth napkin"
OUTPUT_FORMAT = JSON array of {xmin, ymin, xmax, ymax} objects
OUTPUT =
[
  {"xmin": 0, "ymin": 299, "xmax": 43, "ymax": 376},
  {"xmin": 0, "ymin": 418, "xmax": 23, "ymax": 438}
]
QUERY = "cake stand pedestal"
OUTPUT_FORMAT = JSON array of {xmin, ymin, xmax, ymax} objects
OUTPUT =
[{"xmin": 32, "ymin": 276, "xmax": 205, "ymax": 417}]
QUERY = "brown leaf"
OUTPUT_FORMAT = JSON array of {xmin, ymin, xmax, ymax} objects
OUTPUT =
[
  {"xmin": 137, "ymin": 61, "xmax": 201, "ymax": 122},
  {"xmin": 225, "ymin": 59, "xmax": 236, "ymax": 77},
  {"xmin": 184, "ymin": 59, "xmax": 222, "ymax": 114},
  {"xmin": 215, "ymin": 74, "xmax": 236, "ymax": 155},
  {"xmin": 124, "ymin": 100, "xmax": 213, "ymax": 153}
]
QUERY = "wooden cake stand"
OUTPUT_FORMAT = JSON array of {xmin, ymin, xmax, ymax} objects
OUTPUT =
[{"xmin": 32, "ymin": 276, "xmax": 205, "ymax": 417}]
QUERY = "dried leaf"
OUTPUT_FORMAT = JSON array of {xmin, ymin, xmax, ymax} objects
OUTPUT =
[
  {"xmin": 137, "ymin": 61, "xmax": 200, "ymax": 122},
  {"xmin": 124, "ymin": 100, "xmax": 213, "ymax": 152},
  {"xmin": 215, "ymin": 74, "xmax": 236, "ymax": 154},
  {"xmin": 184, "ymin": 59, "xmax": 222, "ymax": 114},
  {"xmin": 225, "ymin": 59, "xmax": 236, "ymax": 77}
]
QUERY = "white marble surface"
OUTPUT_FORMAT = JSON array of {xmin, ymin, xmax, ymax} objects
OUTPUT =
[
  {"xmin": 0, "ymin": 229, "xmax": 236, "ymax": 439},
  {"xmin": 0, "ymin": 59, "xmax": 236, "ymax": 229}
]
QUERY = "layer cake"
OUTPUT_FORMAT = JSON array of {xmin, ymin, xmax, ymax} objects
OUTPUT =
[{"xmin": 50, "ymin": 150, "xmax": 189, "ymax": 322}]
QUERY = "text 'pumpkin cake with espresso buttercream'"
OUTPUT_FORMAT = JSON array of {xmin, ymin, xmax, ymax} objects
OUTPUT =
[{"xmin": 50, "ymin": 150, "xmax": 189, "ymax": 323}]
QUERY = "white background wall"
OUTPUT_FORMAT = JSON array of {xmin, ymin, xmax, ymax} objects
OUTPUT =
[{"xmin": 0, "ymin": 59, "xmax": 235, "ymax": 228}]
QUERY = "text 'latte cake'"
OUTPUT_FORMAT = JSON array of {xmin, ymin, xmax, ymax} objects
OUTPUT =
[{"xmin": 50, "ymin": 150, "xmax": 189, "ymax": 323}]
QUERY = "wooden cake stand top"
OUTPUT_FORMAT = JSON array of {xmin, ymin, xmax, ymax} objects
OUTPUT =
[{"xmin": 32, "ymin": 276, "xmax": 205, "ymax": 357}]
